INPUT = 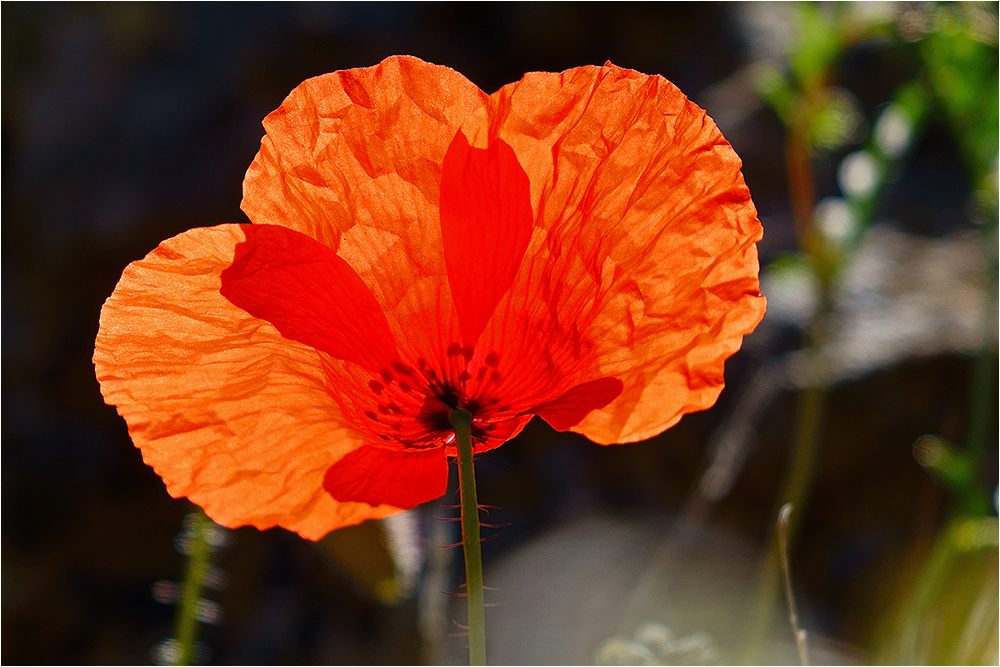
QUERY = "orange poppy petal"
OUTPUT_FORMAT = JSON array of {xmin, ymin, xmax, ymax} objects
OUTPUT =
[
  {"xmin": 241, "ymin": 56, "xmax": 490, "ymax": 389},
  {"xmin": 323, "ymin": 446, "xmax": 448, "ymax": 508},
  {"xmin": 241, "ymin": 56, "xmax": 487, "ymax": 281},
  {"xmin": 529, "ymin": 377, "xmax": 624, "ymax": 431},
  {"xmin": 220, "ymin": 224, "xmax": 398, "ymax": 374},
  {"xmin": 440, "ymin": 131, "xmax": 534, "ymax": 348},
  {"xmin": 94, "ymin": 224, "xmax": 399, "ymax": 539},
  {"xmin": 479, "ymin": 63, "xmax": 765, "ymax": 443}
]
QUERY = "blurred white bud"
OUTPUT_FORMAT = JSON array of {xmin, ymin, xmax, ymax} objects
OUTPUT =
[
  {"xmin": 815, "ymin": 197, "xmax": 855, "ymax": 244},
  {"xmin": 151, "ymin": 580, "xmax": 180, "ymax": 605},
  {"xmin": 838, "ymin": 151, "xmax": 881, "ymax": 200},
  {"xmin": 760, "ymin": 260, "xmax": 822, "ymax": 328},
  {"xmin": 913, "ymin": 435, "xmax": 948, "ymax": 469},
  {"xmin": 195, "ymin": 598, "xmax": 224, "ymax": 625},
  {"xmin": 203, "ymin": 524, "xmax": 230, "ymax": 548},
  {"xmin": 634, "ymin": 621, "xmax": 675, "ymax": 658},
  {"xmin": 173, "ymin": 534, "xmax": 193, "ymax": 556},
  {"xmin": 151, "ymin": 638, "xmax": 182, "ymax": 666},
  {"xmin": 874, "ymin": 104, "xmax": 913, "ymax": 159},
  {"xmin": 594, "ymin": 637, "xmax": 659, "ymax": 665}
]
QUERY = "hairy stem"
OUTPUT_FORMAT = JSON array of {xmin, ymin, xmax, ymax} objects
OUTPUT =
[
  {"xmin": 174, "ymin": 510, "xmax": 214, "ymax": 665},
  {"xmin": 449, "ymin": 408, "xmax": 486, "ymax": 665}
]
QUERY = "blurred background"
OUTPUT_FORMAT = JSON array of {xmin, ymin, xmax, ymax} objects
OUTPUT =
[{"xmin": 3, "ymin": 2, "xmax": 997, "ymax": 664}]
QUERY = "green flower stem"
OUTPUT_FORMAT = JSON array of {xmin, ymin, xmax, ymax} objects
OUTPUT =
[
  {"xmin": 449, "ymin": 408, "xmax": 486, "ymax": 666},
  {"xmin": 174, "ymin": 510, "xmax": 215, "ymax": 666}
]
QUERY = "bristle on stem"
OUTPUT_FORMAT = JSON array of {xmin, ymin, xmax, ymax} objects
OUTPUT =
[{"xmin": 449, "ymin": 409, "xmax": 487, "ymax": 666}]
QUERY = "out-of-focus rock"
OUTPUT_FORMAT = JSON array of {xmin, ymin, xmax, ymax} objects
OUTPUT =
[{"xmin": 441, "ymin": 513, "xmax": 863, "ymax": 665}]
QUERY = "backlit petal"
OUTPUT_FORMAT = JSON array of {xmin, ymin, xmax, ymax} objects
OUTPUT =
[
  {"xmin": 241, "ymin": 57, "xmax": 491, "ymax": 394},
  {"xmin": 323, "ymin": 446, "xmax": 448, "ymax": 508},
  {"xmin": 220, "ymin": 224, "xmax": 398, "ymax": 374},
  {"xmin": 474, "ymin": 63, "xmax": 765, "ymax": 442},
  {"xmin": 242, "ymin": 56, "xmax": 487, "ymax": 304},
  {"xmin": 530, "ymin": 377, "xmax": 624, "ymax": 431},
  {"xmin": 94, "ymin": 225, "xmax": 399, "ymax": 539},
  {"xmin": 440, "ymin": 131, "xmax": 534, "ymax": 347}
]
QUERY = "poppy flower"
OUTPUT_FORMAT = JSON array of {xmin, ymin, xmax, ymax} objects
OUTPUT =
[{"xmin": 95, "ymin": 56, "xmax": 765, "ymax": 540}]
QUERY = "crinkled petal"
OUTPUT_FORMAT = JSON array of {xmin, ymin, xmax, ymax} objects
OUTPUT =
[
  {"xmin": 94, "ymin": 224, "xmax": 400, "ymax": 539},
  {"xmin": 242, "ymin": 56, "xmax": 487, "ymax": 312},
  {"xmin": 473, "ymin": 62, "xmax": 765, "ymax": 442},
  {"xmin": 242, "ymin": 56, "xmax": 495, "ymax": 398},
  {"xmin": 323, "ymin": 446, "xmax": 448, "ymax": 508},
  {"xmin": 220, "ymin": 224, "xmax": 398, "ymax": 374}
]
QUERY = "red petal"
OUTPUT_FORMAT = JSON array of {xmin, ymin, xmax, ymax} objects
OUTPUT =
[
  {"xmin": 530, "ymin": 377, "xmax": 624, "ymax": 431},
  {"xmin": 220, "ymin": 224, "xmax": 398, "ymax": 374},
  {"xmin": 440, "ymin": 131, "xmax": 534, "ymax": 348},
  {"xmin": 324, "ymin": 446, "xmax": 448, "ymax": 508}
]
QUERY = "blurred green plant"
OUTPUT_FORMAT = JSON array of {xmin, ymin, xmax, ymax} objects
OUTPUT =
[
  {"xmin": 744, "ymin": 2, "xmax": 998, "ymax": 664},
  {"xmin": 889, "ymin": 7, "xmax": 999, "ymax": 663},
  {"xmin": 152, "ymin": 510, "xmax": 229, "ymax": 666}
]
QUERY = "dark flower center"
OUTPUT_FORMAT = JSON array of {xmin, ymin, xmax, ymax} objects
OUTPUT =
[{"xmin": 355, "ymin": 341, "xmax": 510, "ymax": 450}]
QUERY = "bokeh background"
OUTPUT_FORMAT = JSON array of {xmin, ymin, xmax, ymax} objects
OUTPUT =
[{"xmin": 3, "ymin": 2, "xmax": 997, "ymax": 664}]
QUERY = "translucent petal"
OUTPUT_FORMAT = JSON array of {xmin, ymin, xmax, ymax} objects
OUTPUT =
[
  {"xmin": 440, "ymin": 131, "xmax": 533, "ymax": 348},
  {"xmin": 94, "ymin": 225, "xmax": 399, "ymax": 539},
  {"xmin": 241, "ymin": 55, "xmax": 487, "ymax": 307},
  {"xmin": 529, "ymin": 377, "xmax": 624, "ymax": 431},
  {"xmin": 476, "ymin": 63, "xmax": 766, "ymax": 442},
  {"xmin": 323, "ymin": 446, "xmax": 448, "ymax": 508},
  {"xmin": 240, "ymin": 56, "xmax": 492, "ymax": 396},
  {"xmin": 220, "ymin": 224, "xmax": 398, "ymax": 374}
]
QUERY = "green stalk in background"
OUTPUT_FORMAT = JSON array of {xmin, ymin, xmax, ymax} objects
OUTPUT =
[{"xmin": 173, "ymin": 511, "xmax": 217, "ymax": 666}]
